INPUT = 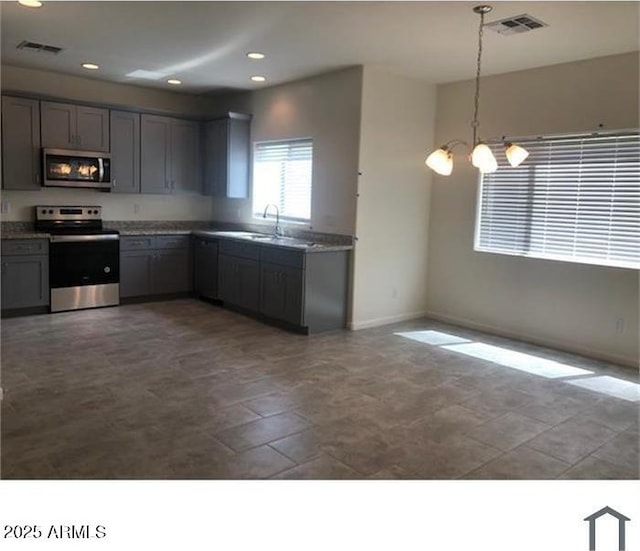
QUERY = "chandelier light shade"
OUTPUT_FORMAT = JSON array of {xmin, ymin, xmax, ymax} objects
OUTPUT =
[
  {"xmin": 471, "ymin": 143, "xmax": 498, "ymax": 173},
  {"xmin": 425, "ymin": 147, "xmax": 453, "ymax": 175},
  {"xmin": 504, "ymin": 142, "xmax": 530, "ymax": 167},
  {"xmin": 425, "ymin": 5, "xmax": 529, "ymax": 176}
]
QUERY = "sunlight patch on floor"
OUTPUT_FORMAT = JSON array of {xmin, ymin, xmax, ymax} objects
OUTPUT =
[
  {"xmin": 567, "ymin": 375, "xmax": 640, "ymax": 402},
  {"xmin": 394, "ymin": 330, "xmax": 471, "ymax": 346},
  {"xmin": 440, "ymin": 342, "xmax": 593, "ymax": 379}
]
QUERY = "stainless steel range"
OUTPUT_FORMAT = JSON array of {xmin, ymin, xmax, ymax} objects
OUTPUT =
[{"xmin": 35, "ymin": 206, "xmax": 119, "ymax": 313}]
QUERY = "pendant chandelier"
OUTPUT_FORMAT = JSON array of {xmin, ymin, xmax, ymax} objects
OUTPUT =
[{"xmin": 425, "ymin": 5, "xmax": 529, "ymax": 176}]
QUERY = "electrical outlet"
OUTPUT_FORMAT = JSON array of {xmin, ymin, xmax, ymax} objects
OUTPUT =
[
  {"xmin": 0, "ymin": 201, "xmax": 11, "ymax": 214},
  {"xmin": 133, "ymin": 203, "xmax": 140, "ymax": 214},
  {"xmin": 615, "ymin": 318, "xmax": 625, "ymax": 334}
]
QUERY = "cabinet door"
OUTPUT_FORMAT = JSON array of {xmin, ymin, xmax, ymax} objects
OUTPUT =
[
  {"xmin": 204, "ymin": 118, "xmax": 228, "ymax": 196},
  {"xmin": 260, "ymin": 262, "xmax": 303, "ymax": 325},
  {"xmin": 217, "ymin": 253, "xmax": 236, "ymax": 304},
  {"xmin": 235, "ymin": 256, "xmax": 260, "ymax": 311},
  {"xmin": 204, "ymin": 116, "xmax": 250, "ymax": 198},
  {"xmin": 110, "ymin": 110, "xmax": 140, "ymax": 193},
  {"xmin": 141, "ymin": 114, "xmax": 172, "ymax": 194},
  {"xmin": 194, "ymin": 238, "xmax": 218, "ymax": 299},
  {"xmin": 1, "ymin": 255, "xmax": 49, "ymax": 310},
  {"xmin": 1, "ymin": 96, "xmax": 41, "ymax": 190},
  {"xmin": 41, "ymin": 101, "xmax": 76, "ymax": 149},
  {"xmin": 76, "ymin": 106, "xmax": 109, "ymax": 152},
  {"xmin": 152, "ymin": 249, "xmax": 191, "ymax": 294},
  {"xmin": 172, "ymin": 119, "xmax": 201, "ymax": 194},
  {"xmin": 120, "ymin": 250, "xmax": 153, "ymax": 298},
  {"xmin": 227, "ymin": 117, "xmax": 250, "ymax": 198}
]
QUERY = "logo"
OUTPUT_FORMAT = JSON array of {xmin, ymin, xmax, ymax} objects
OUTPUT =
[{"xmin": 584, "ymin": 506, "xmax": 631, "ymax": 551}]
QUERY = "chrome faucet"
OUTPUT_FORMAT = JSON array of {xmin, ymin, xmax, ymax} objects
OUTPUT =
[{"xmin": 262, "ymin": 203, "xmax": 282, "ymax": 236}]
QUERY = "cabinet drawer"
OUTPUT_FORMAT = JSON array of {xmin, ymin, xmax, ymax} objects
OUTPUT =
[
  {"xmin": 1, "ymin": 239, "xmax": 48, "ymax": 256},
  {"xmin": 155, "ymin": 235, "xmax": 190, "ymax": 250},
  {"xmin": 260, "ymin": 246, "xmax": 304, "ymax": 269},
  {"xmin": 120, "ymin": 236, "xmax": 155, "ymax": 251},
  {"xmin": 219, "ymin": 239, "xmax": 260, "ymax": 260}
]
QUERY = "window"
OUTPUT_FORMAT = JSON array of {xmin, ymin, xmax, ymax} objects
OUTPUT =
[
  {"xmin": 475, "ymin": 130, "xmax": 640, "ymax": 269},
  {"xmin": 252, "ymin": 138, "xmax": 313, "ymax": 223}
]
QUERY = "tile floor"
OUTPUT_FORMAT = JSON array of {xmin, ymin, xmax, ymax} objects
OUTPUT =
[{"xmin": 1, "ymin": 299, "xmax": 638, "ymax": 479}]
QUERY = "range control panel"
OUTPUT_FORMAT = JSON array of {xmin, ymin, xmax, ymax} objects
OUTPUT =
[{"xmin": 35, "ymin": 206, "xmax": 102, "ymax": 222}]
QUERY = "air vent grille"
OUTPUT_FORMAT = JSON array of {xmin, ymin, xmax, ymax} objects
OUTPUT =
[
  {"xmin": 17, "ymin": 40, "xmax": 64, "ymax": 54},
  {"xmin": 486, "ymin": 14, "xmax": 548, "ymax": 35}
]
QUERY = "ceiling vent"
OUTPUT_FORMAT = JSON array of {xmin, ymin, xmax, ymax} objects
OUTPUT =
[
  {"xmin": 486, "ymin": 14, "xmax": 548, "ymax": 35},
  {"xmin": 17, "ymin": 40, "xmax": 64, "ymax": 54}
]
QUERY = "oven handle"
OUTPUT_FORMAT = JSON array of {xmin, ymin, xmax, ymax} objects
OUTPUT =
[
  {"xmin": 98, "ymin": 158, "xmax": 104, "ymax": 182},
  {"xmin": 50, "ymin": 234, "xmax": 120, "ymax": 243}
]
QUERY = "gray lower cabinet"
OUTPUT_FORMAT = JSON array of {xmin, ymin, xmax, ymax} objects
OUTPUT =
[
  {"xmin": 41, "ymin": 101, "xmax": 109, "ymax": 151},
  {"xmin": 215, "ymin": 238, "xmax": 349, "ymax": 333},
  {"xmin": 260, "ymin": 262, "xmax": 303, "ymax": 326},
  {"xmin": 204, "ymin": 114, "xmax": 250, "ymax": 198},
  {"xmin": 1, "ymin": 96, "xmax": 41, "ymax": 190},
  {"xmin": 193, "ymin": 237, "xmax": 219, "ymax": 299},
  {"xmin": 110, "ymin": 110, "xmax": 140, "ymax": 193},
  {"xmin": 218, "ymin": 240, "xmax": 260, "ymax": 311},
  {"xmin": 120, "ymin": 235, "xmax": 191, "ymax": 298},
  {"xmin": 1, "ymin": 239, "xmax": 49, "ymax": 311}
]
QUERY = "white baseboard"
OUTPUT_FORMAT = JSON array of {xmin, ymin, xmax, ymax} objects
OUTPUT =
[
  {"xmin": 349, "ymin": 310, "xmax": 428, "ymax": 331},
  {"xmin": 426, "ymin": 309, "xmax": 638, "ymax": 369}
]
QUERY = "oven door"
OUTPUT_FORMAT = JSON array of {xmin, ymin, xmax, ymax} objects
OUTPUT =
[{"xmin": 49, "ymin": 235, "xmax": 120, "ymax": 312}]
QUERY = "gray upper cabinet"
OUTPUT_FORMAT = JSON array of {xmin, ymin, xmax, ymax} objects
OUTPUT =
[
  {"xmin": 41, "ymin": 101, "xmax": 109, "ymax": 151},
  {"xmin": 171, "ymin": 119, "xmax": 201, "ymax": 194},
  {"xmin": 110, "ymin": 110, "xmax": 140, "ymax": 194},
  {"xmin": 204, "ymin": 114, "xmax": 250, "ymax": 198},
  {"xmin": 141, "ymin": 114, "xmax": 201, "ymax": 195},
  {"xmin": 1, "ymin": 96, "xmax": 41, "ymax": 190},
  {"xmin": 141, "ymin": 114, "xmax": 171, "ymax": 194}
]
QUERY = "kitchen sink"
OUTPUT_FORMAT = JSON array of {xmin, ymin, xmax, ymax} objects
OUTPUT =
[
  {"xmin": 209, "ymin": 230, "xmax": 321, "ymax": 248},
  {"xmin": 249, "ymin": 235, "xmax": 319, "ymax": 247}
]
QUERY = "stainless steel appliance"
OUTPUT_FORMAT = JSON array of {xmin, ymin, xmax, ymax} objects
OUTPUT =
[
  {"xmin": 42, "ymin": 148, "xmax": 111, "ymax": 190},
  {"xmin": 35, "ymin": 206, "xmax": 119, "ymax": 312}
]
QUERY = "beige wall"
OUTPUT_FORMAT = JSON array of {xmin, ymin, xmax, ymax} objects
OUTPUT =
[
  {"xmin": 1, "ymin": 64, "xmax": 213, "ymax": 222},
  {"xmin": 351, "ymin": 66, "xmax": 435, "ymax": 329},
  {"xmin": 427, "ymin": 52, "xmax": 639, "ymax": 366},
  {"xmin": 211, "ymin": 67, "xmax": 363, "ymax": 236}
]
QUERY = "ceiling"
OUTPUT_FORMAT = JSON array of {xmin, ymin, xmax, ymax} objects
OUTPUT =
[{"xmin": 1, "ymin": 1, "xmax": 638, "ymax": 95}]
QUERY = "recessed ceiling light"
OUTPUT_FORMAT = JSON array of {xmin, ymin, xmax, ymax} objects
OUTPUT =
[
  {"xmin": 250, "ymin": 75, "xmax": 266, "ymax": 82},
  {"xmin": 18, "ymin": 0, "xmax": 42, "ymax": 7},
  {"xmin": 247, "ymin": 52, "xmax": 265, "ymax": 60},
  {"xmin": 82, "ymin": 63, "xmax": 99, "ymax": 70},
  {"xmin": 167, "ymin": 79, "xmax": 182, "ymax": 85}
]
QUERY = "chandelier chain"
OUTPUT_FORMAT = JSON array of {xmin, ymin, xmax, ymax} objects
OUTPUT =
[{"xmin": 471, "ymin": 9, "xmax": 485, "ymax": 147}]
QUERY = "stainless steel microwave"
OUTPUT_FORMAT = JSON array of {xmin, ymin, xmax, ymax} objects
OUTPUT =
[{"xmin": 42, "ymin": 148, "xmax": 111, "ymax": 190}]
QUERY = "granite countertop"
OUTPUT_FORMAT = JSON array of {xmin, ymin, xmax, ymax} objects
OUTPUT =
[
  {"xmin": 193, "ymin": 230, "xmax": 353, "ymax": 253},
  {"xmin": 1, "ymin": 225, "xmax": 353, "ymax": 253},
  {"xmin": 116, "ymin": 229, "xmax": 193, "ymax": 236},
  {"xmin": 1, "ymin": 231, "xmax": 51, "ymax": 240}
]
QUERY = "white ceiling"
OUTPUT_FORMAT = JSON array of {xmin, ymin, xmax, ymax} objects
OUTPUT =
[{"xmin": 1, "ymin": 1, "xmax": 638, "ymax": 95}]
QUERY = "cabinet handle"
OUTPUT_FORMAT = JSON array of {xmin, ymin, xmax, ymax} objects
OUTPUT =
[{"xmin": 35, "ymin": 174, "xmax": 40, "ymax": 185}]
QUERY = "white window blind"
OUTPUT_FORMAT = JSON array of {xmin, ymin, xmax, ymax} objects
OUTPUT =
[
  {"xmin": 252, "ymin": 139, "xmax": 313, "ymax": 223},
  {"xmin": 475, "ymin": 130, "xmax": 640, "ymax": 269}
]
